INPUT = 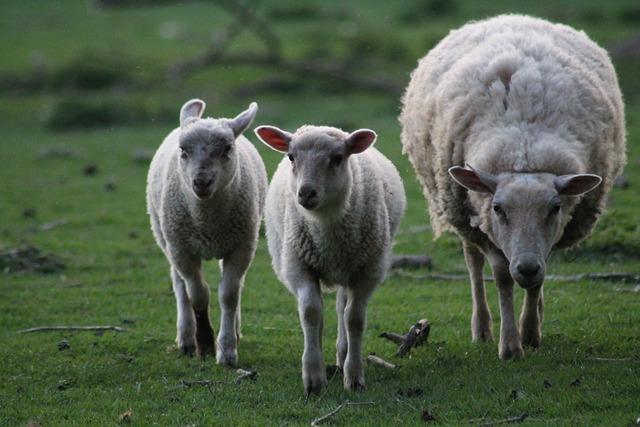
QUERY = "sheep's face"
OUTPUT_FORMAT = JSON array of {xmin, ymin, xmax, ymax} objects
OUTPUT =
[
  {"xmin": 177, "ymin": 100, "xmax": 258, "ymax": 200},
  {"xmin": 449, "ymin": 166, "xmax": 601, "ymax": 289},
  {"xmin": 255, "ymin": 126, "xmax": 377, "ymax": 213}
]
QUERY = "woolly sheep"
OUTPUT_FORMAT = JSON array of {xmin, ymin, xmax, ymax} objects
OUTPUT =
[
  {"xmin": 255, "ymin": 125, "xmax": 406, "ymax": 394},
  {"xmin": 146, "ymin": 99, "xmax": 267, "ymax": 366},
  {"xmin": 400, "ymin": 15, "xmax": 626, "ymax": 360}
]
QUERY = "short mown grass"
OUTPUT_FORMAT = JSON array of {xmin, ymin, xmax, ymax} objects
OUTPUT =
[{"xmin": 1, "ymin": 0, "xmax": 639, "ymax": 425}]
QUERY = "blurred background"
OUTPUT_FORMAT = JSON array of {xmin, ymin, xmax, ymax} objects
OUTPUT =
[{"xmin": 1, "ymin": 1, "xmax": 639, "ymax": 424}]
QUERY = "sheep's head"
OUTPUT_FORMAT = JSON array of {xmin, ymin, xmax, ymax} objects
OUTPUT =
[
  {"xmin": 255, "ymin": 125, "xmax": 376, "ymax": 213},
  {"xmin": 177, "ymin": 99, "xmax": 257, "ymax": 200},
  {"xmin": 449, "ymin": 165, "xmax": 601, "ymax": 289}
]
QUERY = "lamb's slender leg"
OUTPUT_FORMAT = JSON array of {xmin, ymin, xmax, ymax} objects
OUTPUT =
[
  {"xmin": 296, "ymin": 281, "xmax": 326, "ymax": 396},
  {"xmin": 463, "ymin": 242, "xmax": 493, "ymax": 341},
  {"xmin": 336, "ymin": 287, "xmax": 348, "ymax": 368},
  {"xmin": 520, "ymin": 285, "xmax": 543, "ymax": 348},
  {"xmin": 170, "ymin": 252, "xmax": 215, "ymax": 358},
  {"xmin": 216, "ymin": 250, "xmax": 251, "ymax": 366},
  {"xmin": 343, "ymin": 281, "xmax": 376, "ymax": 391},
  {"xmin": 171, "ymin": 267, "xmax": 196, "ymax": 355},
  {"xmin": 488, "ymin": 252, "xmax": 523, "ymax": 360}
]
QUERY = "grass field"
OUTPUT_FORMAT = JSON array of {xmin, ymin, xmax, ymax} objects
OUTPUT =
[{"xmin": 1, "ymin": 0, "xmax": 639, "ymax": 425}]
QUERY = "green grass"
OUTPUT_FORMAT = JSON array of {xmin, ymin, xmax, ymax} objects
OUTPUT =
[{"xmin": 1, "ymin": 0, "xmax": 639, "ymax": 425}]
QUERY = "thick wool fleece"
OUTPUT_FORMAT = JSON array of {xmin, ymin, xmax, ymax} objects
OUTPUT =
[
  {"xmin": 400, "ymin": 14, "xmax": 626, "ymax": 248},
  {"xmin": 265, "ymin": 128, "xmax": 406, "ymax": 289}
]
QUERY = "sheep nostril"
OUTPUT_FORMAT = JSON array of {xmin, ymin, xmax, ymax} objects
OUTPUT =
[
  {"xmin": 193, "ymin": 178, "xmax": 213, "ymax": 190},
  {"xmin": 517, "ymin": 262, "xmax": 540, "ymax": 277}
]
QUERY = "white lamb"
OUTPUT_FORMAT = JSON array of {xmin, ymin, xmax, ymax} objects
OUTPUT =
[
  {"xmin": 254, "ymin": 125, "xmax": 406, "ymax": 394},
  {"xmin": 146, "ymin": 99, "xmax": 267, "ymax": 366},
  {"xmin": 400, "ymin": 15, "xmax": 626, "ymax": 359}
]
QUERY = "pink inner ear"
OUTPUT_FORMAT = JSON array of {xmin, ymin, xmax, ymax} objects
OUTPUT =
[
  {"xmin": 348, "ymin": 130, "xmax": 376, "ymax": 154},
  {"xmin": 257, "ymin": 127, "xmax": 289, "ymax": 152}
]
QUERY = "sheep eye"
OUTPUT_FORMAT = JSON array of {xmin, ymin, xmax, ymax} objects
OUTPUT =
[
  {"xmin": 288, "ymin": 154, "xmax": 294, "ymax": 162},
  {"xmin": 330, "ymin": 155, "xmax": 343, "ymax": 166},
  {"xmin": 224, "ymin": 144, "xmax": 232, "ymax": 153},
  {"xmin": 492, "ymin": 203, "xmax": 505, "ymax": 217},
  {"xmin": 180, "ymin": 148, "xmax": 188, "ymax": 159},
  {"xmin": 549, "ymin": 204, "xmax": 560, "ymax": 217}
]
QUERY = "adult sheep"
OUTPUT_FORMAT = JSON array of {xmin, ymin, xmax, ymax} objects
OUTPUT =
[
  {"xmin": 147, "ymin": 99, "xmax": 267, "ymax": 366},
  {"xmin": 255, "ymin": 125, "xmax": 406, "ymax": 394},
  {"xmin": 400, "ymin": 15, "xmax": 626, "ymax": 359}
]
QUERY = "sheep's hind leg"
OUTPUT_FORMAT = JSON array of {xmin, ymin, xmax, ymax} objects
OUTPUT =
[
  {"xmin": 488, "ymin": 252, "xmax": 523, "ymax": 360},
  {"xmin": 216, "ymin": 250, "xmax": 251, "ymax": 367},
  {"xmin": 463, "ymin": 242, "xmax": 493, "ymax": 342},
  {"xmin": 171, "ymin": 267, "xmax": 196, "ymax": 355},
  {"xmin": 520, "ymin": 285, "xmax": 543, "ymax": 348},
  {"xmin": 343, "ymin": 280, "xmax": 376, "ymax": 391},
  {"xmin": 171, "ymin": 253, "xmax": 215, "ymax": 358},
  {"xmin": 336, "ymin": 287, "xmax": 348, "ymax": 368}
]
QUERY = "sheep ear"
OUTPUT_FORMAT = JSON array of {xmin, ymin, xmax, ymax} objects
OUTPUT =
[
  {"xmin": 254, "ymin": 125, "xmax": 292, "ymax": 153},
  {"xmin": 554, "ymin": 174, "xmax": 602, "ymax": 196},
  {"xmin": 180, "ymin": 99, "xmax": 206, "ymax": 128},
  {"xmin": 230, "ymin": 102, "xmax": 258, "ymax": 138},
  {"xmin": 448, "ymin": 165, "xmax": 497, "ymax": 194},
  {"xmin": 346, "ymin": 129, "xmax": 377, "ymax": 155}
]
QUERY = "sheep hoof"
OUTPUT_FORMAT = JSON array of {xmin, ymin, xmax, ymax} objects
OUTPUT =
[
  {"xmin": 499, "ymin": 342, "xmax": 524, "ymax": 360},
  {"xmin": 303, "ymin": 369, "xmax": 328, "ymax": 396},
  {"xmin": 216, "ymin": 349, "xmax": 238, "ymax": 367},
  {"xmin": 344, "ymin": 375, "xmax": 366, "ymax": 392},
  {"xmin": 521, "ymin": 329, "xmax": 541, "ymax": 348},
  {"xmin": 179, "ymin": 343, "xmax": 196, "ymax": 356}
]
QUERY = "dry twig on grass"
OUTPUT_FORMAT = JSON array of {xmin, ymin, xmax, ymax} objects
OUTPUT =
[
  {"xmin": 366, "ymin": 354, "xmax": 396, "ymax": 369},
  {"xmin": 473, "ymin": 413, "xmax": 528, "ymax": 426},
  {"xmin": 380, "ymin": 319, "xmax": 431, "ymax": 357},
  {"xmin": 181, "ymin": 368, "xmax": 258, "ymax": 389},
  {"xmin": 18, "ymin": 325, "xmax": 126, "ymax": 333},
  {"xmin": 393, "ymin": 270, "xmax": 640, "ymax": 284},
  {"xmin": 310, "ymin": 401, "xmax": 375, "ymax": 426}
]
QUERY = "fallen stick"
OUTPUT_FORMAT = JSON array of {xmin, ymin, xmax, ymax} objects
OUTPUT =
[
  {"xmin": 393, "ymin": 271, "xmax": 640, "ymax": 284},
  {"xmin": 310, "ymin": 401, "xmax": 375, "ymax": 426},
  {"xmin": 475, "ymin": 413, "xmax": 528, "ymax": 426},
  {"xmin": 180, "ymin": 379, "xmax": 224, "ymax": 388},
  {"xmin": 391, "ymin": 254, "xmax": 433, "ymax": 270},
  {"xmin": 235, "ymin": 368, "xmax": 258, "ymax": 383},
  {"xmin": 366, "ymin": 354, "xmax": 396, "ymax": 369},
  {"xmin": 18, "ymin": 325, "xmax": 126, "ymax": 333},
  {"xmin": 587, "ymin": 357, "xmax": 634, "ymax": 362},
  {"xmin": 380, "ymin": 319, "xmax": 431, "ymax": 357}
]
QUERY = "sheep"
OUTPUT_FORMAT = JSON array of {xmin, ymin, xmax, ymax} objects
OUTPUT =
[
  {"xmin": 400, "ymin": 15, "xmax": 626, "ymax": 360},
  {"xmin": 254, "ymin": 125, "xmax": 406, "ymax": 394},
  {"xmin": 146, "ymin": 99, "xmax": 267, "ymax": 366}
]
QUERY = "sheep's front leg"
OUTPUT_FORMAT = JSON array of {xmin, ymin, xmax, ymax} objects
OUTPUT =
[
  {"xmin": 336, "ymin": 287, "xmax": 348, "ymax": 368},
  {"xmin": 171, "ymin": 267, "xmax": 196, "ymax": 355},
  {"xmin": 520, "ymin": 285, "xmax": 543, "ymax": 348},
  {"xmin": 170, "ymin": 252, "xmax": 215, "ymax": 358},
  {"xmin": 296, "ymin": 283, "xmax": 326, "ymax": 396},
  {"xmin": 216, "ymin": 250, "xmax": 251, "ymax": 367},
  {"xmin": 463, "ymin": 242, "xmax": 493, "ymax": 342},
  {"xmin": 488, "ymin": 252, "xmax": 523, "ymax": 360},
  {"xmin": 343, "ymin": 282, "xmax": 375, "ymax": 391}
]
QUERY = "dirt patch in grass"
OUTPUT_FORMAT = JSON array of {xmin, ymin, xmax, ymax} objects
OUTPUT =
[{"xmin": 0, "ymin": 246, "xmax": 66, "ymax": 274}]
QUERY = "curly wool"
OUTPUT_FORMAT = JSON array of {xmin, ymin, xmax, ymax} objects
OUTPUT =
[{"xmin": 400, "ymin": 14, "xmax": 626, "ymax": 248}]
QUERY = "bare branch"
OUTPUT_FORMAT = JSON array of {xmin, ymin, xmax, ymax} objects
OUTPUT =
[
  {"xmin": 380, "ymin": 319, "xmax": 431, "ymax": 357},
  {"xmin": 18, "ymin": 325, "xmax": 126, "ymax": 333},
  {"xmin": 310, "ymin": 401, "xmax": 375, "ymax": 426},
  {"xmin": 393, "ymin": 271, "xmax": 640, "ymax": 284},
  {"xmin": 366, "ymin": 354, "xmax": 396, "ymax": 369}
]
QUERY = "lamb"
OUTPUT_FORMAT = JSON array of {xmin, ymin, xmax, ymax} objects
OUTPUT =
[
  {"xmin": 254, "ymin": 125, "xmax": 406, "ymax": 394},
  {"xmin": 146, "ymin": 99, "xmax": 267, "ymax": 366},
  {"xmin": 400, "ymin": 15, "xmax": 626, "ymax": 360}
]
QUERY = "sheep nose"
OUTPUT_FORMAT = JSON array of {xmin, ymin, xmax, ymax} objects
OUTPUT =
[
  {"xmin": 516, "ymin": 260, "xmax": 540, "ymax": 278},
  {"xmin": 298, "ymin": 185, "xmax": 318, "ymax": 209},
  {"xmin": 193, "ymin": 177, "xmax": 213, "ymax": 191}
]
